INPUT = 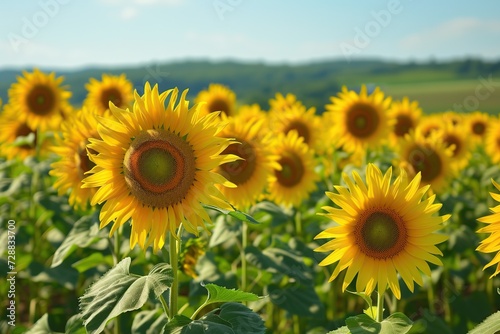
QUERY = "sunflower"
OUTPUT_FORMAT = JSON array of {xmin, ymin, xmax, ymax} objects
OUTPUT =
[
  {"xmin": 477, "ymin": 179, "xmax": 500, "ymax": 278},
  {"xmin": 267, "ymin": 131, "xmax": 319, "ymax": 207},
  {"xmin": 442, "ymin": 111, "xmax": 463, "ymax": 127},
  {"xmin": 315, "ymin": 163, "xmax": 449, "ymax": 299},
  {"xmin": 237, "ymin": 104, "xmax": 268, "ymax": 126},
  {"xmin": 84, "ymin": 74, "xmax": 133, "ymax": 116},
  {"xmin": 216, "ymin": 116, "xmax": 280, "ymax": 209},
  {"xmin": 397, "ymin": 131, "xmax": 454, "ymax": 193},
  {"xmin": 484, "ymin": 117, "xmax": 500, "ymax": 164},
  {"xmin": 388, "ymin": 97, "xmax": 421, "ymax": 146},
  {"xmin": 416, "ymin": 115, "xmax": 442, "ymax": 138},
  {"xmin": 269, "ymin": 92, "xmax": 303, "ymax": 112},
  {"xmin": 50, "ymin": 108, "xmax": 100, "ymax": 209},
  {"xmin": 7, "ymin": 68, "xmax": 71, "ymax": 131},
  {"xmin": 325, "ymin": 85, "xmax": 392, "ymax": 154},
  {"xmin": 467, "ymin": 111, "xmax": 490, "ymax": 144},
  {"xmin": 0, "ymin": 107, "xmax": 40, "ymax": 160},
  {"xmin": 435, "ymin": 123, "xmax": 471, "ymax": 171},
  {"xmin": 269, "ymin": 105, "xmax": 326, "ymax": 153},
  {"xmin": 195, "ymin": 83, "xmax": 236, "ymax": 118},
  {"xmin": 82, "ymin": 83, "xmax": 237, "ymax": 251},
  {"xmin": 180, "ymin": 238, "xmax": 206, "ymax": 279}
]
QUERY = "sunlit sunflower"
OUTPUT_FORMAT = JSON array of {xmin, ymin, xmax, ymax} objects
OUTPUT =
[
  {"xmin": 397, "ymin": 131, "xmax": 455, "ymax": 193},
  {"xmin": 8, "ymin": 68, "xmax": 71, "ymax": 131},
  {"xmin": 180, "ymin": 238, "xmax": 206, "ymax": 279},
  {"xmin": 50, "ymin": 108, "xmax": 100, "ymax": 210},
  {"xmin": 315, "ymin": 163, "xmax": 449, "ymax": 299},
  {"xmin": 269, "ymin": 92, "xmax": 304, "ymax": 112},
  {"xmin": 216, "ymin": 116, "xmax": 280, "ymax": 209},
  {"xmin": 237, "ymin": 104, "xmax": 268, "ymax": 126},
  {"xmin": 269, "ymin": 105, "xmax": 325, "ymax": 153},
  {"xmin": 388, "ymin": 97, "xmax": 421, "ymax": 146},
  {"xmin": 435, "ymin": 123, "xmax": 471, "ymax": 171},
  {"xmin": 416, "ymin": 115, "xmax": 442, "ymax": 138},
  {"xmin": 82, "ymin": 83, "xmax": 237, "ymax": 251},
  {"xmin": 84, "ymin": 74, "xmax": 134, "ymax": 116},
  {"xmin": 267, "ymin": 131, "xmax": 319, "ymax": 207},
  {"xmin": 325, "ymin": 85, "xmax": 392, "ymax": 154},
  {"xmin": 477, "ymin": 179, "xmax": 500, "ymax": 278},
  {"xmin": 0, "ymin": 107, "xmax": 40, "ymax": 160},
  {"xmin": 484, "ymin": 117, "xmax": 500, "ymax": 164},
  {"xmin": 467, "ymin": 111, "xmax": 490, "ymax": 144},
  {"xmin": 442, "ymin": 111, "xmax": 463, "ymax": 127},
  {"xmin": 195, "ymin": 83, "xmax": 236, "ymax": 118}
]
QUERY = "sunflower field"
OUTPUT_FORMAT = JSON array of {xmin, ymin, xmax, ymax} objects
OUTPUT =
[{"xmin": 1, "ymin": 69, "xmax": 500, "ymax": 334}]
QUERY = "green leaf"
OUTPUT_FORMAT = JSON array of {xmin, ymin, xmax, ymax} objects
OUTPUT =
[
  {"xmin": 25, "ymin": 314, "xmax": 63, "ymax": 334},
  {"xmin": 216, "ymin": 303, "xmax": 265, "ymax": 334},
  {"xmin": 51, "ymin": 215, "xmax": 103, "ymax": 268},
  {"xmin": 345, "ymin": 313, "xmax": 414, "ymax": 334},
  {"xmin": 203, "ymin": 283, "xmax": 260, "ymax": 305},
  {"xmin": 163, "ymin": 314, "xmax": 233, "ymax": 334},
  {"xmin": 65, "ymin": 314, "xmax": 86, "ymax": 334},
  {"xmin": 469, "ymin": 310, "xmax": 500, "ymax": 334},
  {"xmin": 326, "ymin": 327, "xmax": 351, "ymax": 334},
  {"xmin": 202, "ymin": 204, "xmax": 260, "ymax": 224},
  {"xmin": 268, "ymin": 284, "xmax": 324, "ymax": 317},
  {"xmin": 131, "ymin": 308, "xmax": 168, "ymax": 334},
  {"xmin": 209, "ymin": 215, "xmax": 241, "ymax": 248},
  {"xmin": 72, "ymin": 253, "xmax": 113, "ymax": 273},
  {"xmin": 80, "ymin": 258, "xmax": 173, "ymax": 334},
  {"xmin": 346, "ymin": 290, "xmax": 373, "ymax": 312},
  {"xmin": 163, "ymin": 315, "xmax": 194, "ymax": 333}
]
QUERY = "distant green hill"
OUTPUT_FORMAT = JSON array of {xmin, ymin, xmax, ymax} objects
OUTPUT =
[{"xmin": 1, "ymin": 58, "xmax": 499, "ymax": 114}]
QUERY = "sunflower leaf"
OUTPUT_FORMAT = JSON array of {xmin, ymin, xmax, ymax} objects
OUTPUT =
[
  {"xmin": 469, "ymin": 310, "xmax": 500, "ymax": 334},
  {"xmin": 79, "ymin": 258, "xmax": 173, "ymax": 334},
  {"xmin": 202, "ymin": 204, "xmax": 260, "ymax": 224},
  {"xmin": 202, "ymin": 283, "xmax": 260, "ymax": 305},
  {"xmin": 326, "ymin": 326, "xmax": 351, "ymax": 334},
  {"xmin": 345, "ymin": 313, "xmax": 414, "ymax": 334}
]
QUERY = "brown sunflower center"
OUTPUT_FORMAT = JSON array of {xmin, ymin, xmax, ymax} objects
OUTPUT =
[
  {"xmin": 422, "ymin": 125, "xmax": 439, "ymax": 138},
  {"xmin": 275, "ymin": 151, "xmax": 304, "ymax": 187},
  {"xmin": 394, "ymin": 114, "xmax": 414, "ymax": 137},
  {"xmin": 15, "ymin": 123, "xmax": 37, "ymax": 149},
  {"xmin": 77, "ymin": 142, "xmax": 97, "ymax": 178},
  {"xmin": 27, "ymin": 84, "xmax": 56, "ymax": 116},
  {"xmin": 219, "ymin": 139, "xmax": 256, "ymax": 185},
  {"xmin": 355, "ymin": 210, "xmax": 407, "ymax": 259},
  {"xmin": 408, "ymin": 145, "xmax": 442, "ymax": 183},
  {"xmin": 208, "ymin": 98, "xmax": 230, "ymax": 115},
  {"xmin": 346, "ymin": 103, "xmax": 380, "ymax": 138},
  {"xmin": 100, "ymin": 87, "xmax": 123, "ymax": 109},
  {"xmin": 472, "ymin": 121, "xmax": 486, "ymax": 135},
  {"xmin": 284, "ymin": 120, "xmax": 310, "ymax": 144},
  {"xmin": 124, "ymin": 130, "xmax": 196, "ymax": 208},
  {"xmin": 443, "ymin": 134, "xmax": 461, "ymax": 157}
]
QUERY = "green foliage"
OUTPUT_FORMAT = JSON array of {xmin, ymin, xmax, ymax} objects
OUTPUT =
[{"xmin": 469, "ymin": 311, "xmax": 500, "ymax": 334}]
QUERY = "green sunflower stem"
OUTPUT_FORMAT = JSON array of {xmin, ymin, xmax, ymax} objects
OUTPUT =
[
  {"xmin": 377, "ymin": 287, "xmax": 385, "ymax": 322},
  {"xmin": 169, "ymin": 231, "xmax": 180, "ymax": 319},
  {"xmin": 241, "ymin": 220, "xmax": 248, "ymax": 292}
]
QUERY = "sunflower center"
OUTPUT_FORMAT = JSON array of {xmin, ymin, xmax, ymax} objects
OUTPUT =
[
  {"xmin": 27, "ymin": 84, "xmax": 56, "ymax": 115},
  {"xmin": 472, "ymin": 122, "xmax": 486, "ymax": 135},
  {"xmin": 346, "ymin": 103, "xmax": 380, "ymax": 138},
  {"xmin": 284, "ymin": 120, "xmax": 310, "ymax": 144},
  {"xmin": 208, "ymin": 98, "xmax": 230, "ymax": 115},
  {"xmin": 356, "ymin": 210, "xmax": 407, "ymax": 259},
  {"xmin": 100, "ymin": 87, "xmax": 123, "ymax": 109},
  {"xmin": 443, "ymin": 135, "xmax": 461, "ymax": 157},
  {"xmin": 275, "ymin": 151, "xmax": 304, "ymax": 187},
  {"xmin": 15, "ymin": 123, "xmax": 37, "ymax": 149},
  {"xmin": 408, "ymin": 145, "xmax": 442, "ymax": 183},
  {"xmin": 219, "ymin": 139, "xmax": 256, "ymax": 185},
  {"xmin": 77, "ymin": 142, "xmax": 97, "ymax": 179},
  {"xmin": 124, "ymin": 129, "xmax": 196, "ymax": 208},
  {"xmin": 395, "ymin": 114, "xmax": 414, "ymax": 137}
]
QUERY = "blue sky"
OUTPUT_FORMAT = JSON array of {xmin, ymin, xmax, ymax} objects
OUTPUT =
[{"xmin": 1, "ymin": 0, "xmax": 499, "ymax": 69}]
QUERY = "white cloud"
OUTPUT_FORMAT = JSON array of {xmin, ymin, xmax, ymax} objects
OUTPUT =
[
  {"xmin": 100, "ymin": 0, "xmax": 184, "ymax": 20},
  {"xmin": 401, "ymin": 17, "xmax": 500, "ymax": 50},
  {"xmin": 120, "ymin": 7, "xmax": 138, "ymax": 20}
]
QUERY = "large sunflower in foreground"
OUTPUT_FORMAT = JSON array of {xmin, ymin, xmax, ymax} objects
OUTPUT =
[
  {"xmin": 195, "ymin": 83, "xmax": 236, "ymax": 118},
  {"xmin": 477, "ymin": 179, "xmax": 500, "ymax": 278},
  {"xmin": 84, "ymin": 74, "xmax": 133, "ymax": 116},
  {"xmin": 8, "ymin": 68, "xmax": 71, "ymax": 131},
  {"xmin": 216, "ymin": 116, "xmax": 280, "ymax": 209},
  {"xmin": 0, "ymin": 108, "xmax": 41, "ymax": 160},
  {"xmin": 397, "ymin": 131, "xmax": 454, "ymax": 193},
  {"xmin": 82, "ymin": 83, "xmax": 237, "ymax": 251},
  {"xmin": 315, "ymin": 163, "xmax": 449, "ymax": 299},
  {"xmin": 267, "ymin": 131, "xmax": 318, "ymax": 207},
  {"xmin": 484, "ymin": 118, "xmax": 500, "ymax": 164},
  {"xmin": 387, "ymin": 97, "xmax": 421, "ymax": 146},
  {"xmin": 325, "ymin": 85, "xmax": 392, "ymax": 154},
  {"xmin": 50, "ymin": 108, "xmax": 100, "ymax": 210}
]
